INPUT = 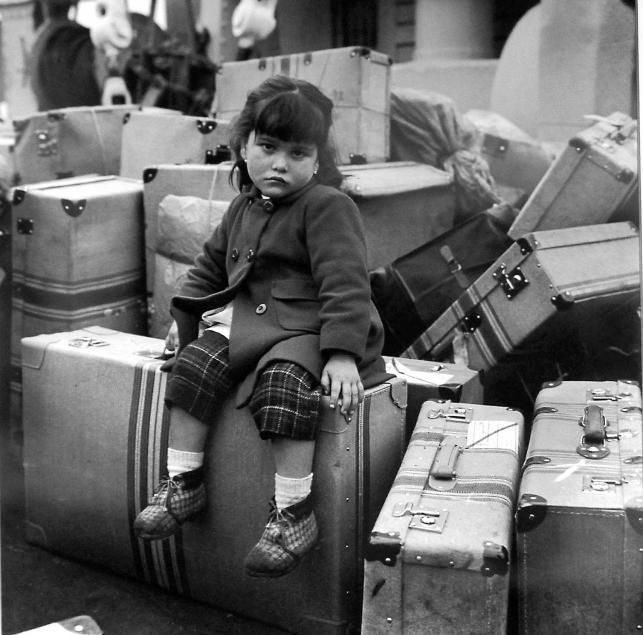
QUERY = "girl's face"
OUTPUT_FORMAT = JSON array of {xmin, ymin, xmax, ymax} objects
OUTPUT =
[{"xmin": 243, "ymin": 131, "xmax": 319, "ymax": 199}]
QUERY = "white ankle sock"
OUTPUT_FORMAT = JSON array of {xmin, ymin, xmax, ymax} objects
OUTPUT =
[
  {"xmin": 167, "ymin": 448, "xmax": 204, "ymax": 478},
  {"xmin": 274, "ymin": 472, "xmax": 313, "ymax": 510}
]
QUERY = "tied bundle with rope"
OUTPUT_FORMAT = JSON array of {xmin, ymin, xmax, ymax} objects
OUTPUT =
[{"xmin": 389, "ymin": 87, "xmax": 501, "ymax": 223}]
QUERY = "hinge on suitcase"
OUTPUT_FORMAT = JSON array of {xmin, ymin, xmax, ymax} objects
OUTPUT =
[{"xmin": 492, "ymin": 263, "xmax": 529, "ymax": 299}]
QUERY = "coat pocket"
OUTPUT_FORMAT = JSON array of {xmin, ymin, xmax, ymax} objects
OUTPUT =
[{"xmin": 272, "ymin": 279, "xmax": 321, "ymax": 332}]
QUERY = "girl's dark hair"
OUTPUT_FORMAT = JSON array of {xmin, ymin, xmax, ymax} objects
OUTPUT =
[{"xmin": 229, "ymin": 75, "xmax": 342, "ymax": 189}]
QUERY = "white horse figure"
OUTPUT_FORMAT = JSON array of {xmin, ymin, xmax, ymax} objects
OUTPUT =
[
  {"xmin": 232, "ymin": 0, "xmax": 278, "ymax": 57},
  {"xmin": 30, "ymin": 0, "xmax": 135, "ymax": 109},
  {"xmin": 88, "ymin": 0, "xmax": 135, "ymax": 104}
]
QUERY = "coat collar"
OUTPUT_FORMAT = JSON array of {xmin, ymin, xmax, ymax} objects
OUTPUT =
[{"xmin": 246, "ymin": 178, "xmax": 318, "ymax": 212}]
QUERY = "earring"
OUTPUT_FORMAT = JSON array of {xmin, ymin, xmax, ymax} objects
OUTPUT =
[{"xmin": 313, "ymin": 165, "xmax": 319, "ymax": 175}]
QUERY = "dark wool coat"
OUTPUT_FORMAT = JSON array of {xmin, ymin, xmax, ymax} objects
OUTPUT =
[{"xmin": 171, "ymin": 179, "xmax": 389, "ymax": 405}]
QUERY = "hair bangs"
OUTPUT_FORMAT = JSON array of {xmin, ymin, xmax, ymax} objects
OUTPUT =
[{"xmin": 255, "ymin": 91, "xmax": 328, "ymax": 147}]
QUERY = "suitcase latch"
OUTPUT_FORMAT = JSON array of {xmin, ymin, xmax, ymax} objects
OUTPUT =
[
  {"xmin": 392, "ymin": 501, "xmax": 447, "ymax": 534},
  {"xmin": 427, "ymin": 406, "xmax": 473, "ymax": 423},
  {"xmin": 582, "ymin": 475, "xmax": 626, "ymax": 491},
  {"xmin": 493, "ymin": 263, "xmax": 529, "ymax": 299},
  {"xmin": 35, "ymin": 129, "xmax": 57, "ymax": 156}
]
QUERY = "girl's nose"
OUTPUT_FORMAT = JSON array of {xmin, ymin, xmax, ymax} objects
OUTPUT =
[{"xmin": 272, "ymin": 154, "xmax": 287, "ymax": 171}]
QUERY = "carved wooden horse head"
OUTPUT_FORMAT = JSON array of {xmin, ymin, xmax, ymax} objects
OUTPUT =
[{"xmin": 30, "ymin": 0, "xmax": 134, "ymax": 109}]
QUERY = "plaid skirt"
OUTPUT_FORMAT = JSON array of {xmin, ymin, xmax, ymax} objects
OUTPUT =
[{"xmin": 165, "ymin": 330, "xmax": 323, "ymax": 440}]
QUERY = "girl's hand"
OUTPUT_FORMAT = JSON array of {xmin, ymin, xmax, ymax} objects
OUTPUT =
[
  {"xmin": 321, "ymin": 352, "xmax": 364, "ymax": 421},
  {"xmin": 165, "ymin": 320, "xmax": 179, "ymax": 354}
]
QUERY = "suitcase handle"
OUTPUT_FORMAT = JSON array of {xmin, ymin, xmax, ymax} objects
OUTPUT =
[
  {"xmin": 430, "ymin": 437, "xmax": 462, "ymax": 481},
  {"xmin": 577, "ymin": 404, "xmax": 610, "ymax": 459}
]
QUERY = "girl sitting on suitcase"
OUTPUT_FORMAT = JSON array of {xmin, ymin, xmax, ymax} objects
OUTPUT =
[{"xmin": 133, "ymin": 75, "xmax": 388, "ymax": 577}]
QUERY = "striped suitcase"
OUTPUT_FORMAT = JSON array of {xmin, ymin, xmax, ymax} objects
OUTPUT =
[
  {"xmin": 516, "ymin": 379, "xmax": 643, "ymax": 633},
  {"xmin": 401, "ymin": 222, "xmax": 641, "ymax": 373},
  {"xmin": 362, "ymin": 399, "xmax": 525, "ymax": 634},
  {"xmin": 21, "ymin": 327, "xmax": 407, "ymax": 634}
]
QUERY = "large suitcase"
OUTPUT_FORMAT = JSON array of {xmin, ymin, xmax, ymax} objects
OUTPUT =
[
  {"xmin": 10, "ymin": 176, "xmax": 148, "ymax": 438},
  {"xmin": 214, "ymin": 46, "xmax": 392, "ymax": 165},
  {"xmin": 12, "ymin": 105, "xmax": 177, "ymax": 185},
  {"xmin": 516, "ymin": 379, "xmax": 643, "ymax": 634},
  {"xmin": 370, "ymin": 203, "xmax": 514, "ymax": 355},
  {"xmin": 508, "ymin": 112, "xmax": 638, "ymax": 240},
  {"xmin": 22, "ymin": 327, "xmax": 407, "ymax": 634},
  {"xmin": 119, "ymin": 111, "xmax": 233, "ymax": 179},
  {"xmin": 339, "ymin": 161, "xmax": 455, "ymax": 269},
  {"xmin": 362, "ymin": 399, "xmax": 525, "ymax": 634},
  {"xmin": 383, "ymin": 356, "xmax": 483, "ymax": 443},
  {"xmin": 401, "ymin": 222, "xmax": 641, "ymax": 372},
  {"xmin": 142, "ymin": 163, "xmax": 237, "ymax": 291}
]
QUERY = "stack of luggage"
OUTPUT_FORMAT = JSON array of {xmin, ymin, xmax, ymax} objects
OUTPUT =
[{"xmin": 3, "ymin": 45, "xmax": 641, "ymax": 634}]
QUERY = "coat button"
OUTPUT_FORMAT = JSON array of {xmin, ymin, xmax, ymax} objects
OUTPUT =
[
  {"xmin": 263, "ymin": 199, "xmax": 275, "ymax": 213},
  {"xmin": 246, "ymin": 248, "xmax": 255, "ymax": 261},
  {"xmin": 231, "ymin": 248, "xmax": 239, "ymax": 261},
  {"xmin": 255, "ymin": 303, "xmax": 267, "ymax": 314}
]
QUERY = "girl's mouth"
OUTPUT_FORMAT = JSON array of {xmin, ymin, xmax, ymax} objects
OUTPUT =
[{"xmin": 266, "ymin": 177, "xmax": 286, "ymax": 184}]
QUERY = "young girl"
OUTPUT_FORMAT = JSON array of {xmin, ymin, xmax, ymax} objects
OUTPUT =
[{"xmin": 133, "ymin": 75, "xmax": 389, "ymax": 578}]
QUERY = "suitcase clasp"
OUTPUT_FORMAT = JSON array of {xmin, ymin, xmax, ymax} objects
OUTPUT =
[
  {"xmin": 34, "ymin": 128, "xmax": 57, "ymax": 156},
  {"xmin": 493, "ymin": 263, "xmax": 529, "ymax": 299},
  {"xmin": 427, "ymin": 406, "xmax": 473, "ymax": 423},
  {"xmin": 392, "ymin": 501, "xmax": 448, "ymax": 534}
]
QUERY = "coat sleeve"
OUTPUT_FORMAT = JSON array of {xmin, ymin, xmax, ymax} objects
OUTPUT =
[{"xmin": 303, "ymin": 188, "xmax": 372, "ymax": 363}]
